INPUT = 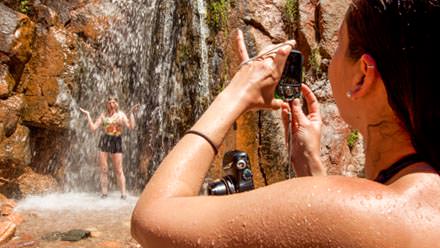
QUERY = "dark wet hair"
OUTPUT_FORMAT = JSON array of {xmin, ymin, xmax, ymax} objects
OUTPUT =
[{"xmin": 346, "ymin": 0, "xmax": 440, "ymax": 170}]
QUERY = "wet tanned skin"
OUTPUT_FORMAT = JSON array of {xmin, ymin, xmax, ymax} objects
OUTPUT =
[{"xmin": 131, "ymin": 20, "xmax": 440, "ymax": 248}]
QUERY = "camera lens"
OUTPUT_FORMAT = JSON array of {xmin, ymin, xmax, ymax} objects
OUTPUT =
[
  {"xmin": 207, "ymin": 177, "xmax": 236, "ymax": 195},
  {"xmin": 207, "ymin": 181, "xmax": 228, "ymax": 195},
  {"xmin": 236, "ymin": 159, "xmax": 247, "ymax": 170}
]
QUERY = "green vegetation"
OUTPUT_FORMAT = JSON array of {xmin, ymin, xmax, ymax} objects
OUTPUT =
[
  {"xmin": 206, "ymin": 0, "xmax": 230, "ymax": 33},
  {"xmin": 19, "ymin": 0, "xmax": 31, "ymax": 14},
  {"xmin": 284, "ymin": 0, "xmax": 299, "ymax": 35},
  {"xmin": 309, "ymin": 47, "xmax": 322, "ymax": 77},
  {"xmin": 285, "ymin": 0, "xmax": 298, "ymax": 23},
  {"xmin": 347, "ymin": 130, "xmax": 360, "ymax": 150}
]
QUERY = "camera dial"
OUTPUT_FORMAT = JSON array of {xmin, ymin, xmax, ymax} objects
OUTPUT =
[
  {"xmin": 207, "ymin": 150, "xmax": 255, "ymax": 195},
  {"xmin": 236, "ymin": 159, "xmax": 247, "ymax": 170}
]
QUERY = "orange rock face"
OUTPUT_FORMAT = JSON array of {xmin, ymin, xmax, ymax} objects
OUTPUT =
[
  {"xmin": 0, "ymin": 221, "xmax": 16, "ymax": 246},
  {"xmin": 209, "ymin": 0, "xmax": 364, "ymax": 186},
  {"xmin": 17, "ymin": 167, "xmax": 59, "ymax": 197}
]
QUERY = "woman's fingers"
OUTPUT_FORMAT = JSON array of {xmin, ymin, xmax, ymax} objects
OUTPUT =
[
  {"xmin": 236, "ymin": 29, "xmax": 249, "ymax": 62},
  {"xmin": 270, "ymin": 98, "xmax": 285, "ymax": 110},
  {"xmin": 272, "ymin": 44, "xmax": 293, "ymax": 81},
  {"xmin": 301, "ymin": 84, "xmax": 321, "ymax": 120}
]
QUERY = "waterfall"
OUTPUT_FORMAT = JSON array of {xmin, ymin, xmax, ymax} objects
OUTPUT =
[{"xmin": 64, "ymin": 0, "xmax": 211, "ymax": 193}]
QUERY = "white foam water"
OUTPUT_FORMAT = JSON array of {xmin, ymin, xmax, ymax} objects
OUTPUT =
[{"xmin": 16, "ymin": 192, "xmax": 137, "ymax": 212}]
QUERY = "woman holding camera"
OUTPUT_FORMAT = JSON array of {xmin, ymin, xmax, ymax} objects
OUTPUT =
[
  {"xmin": 132, "ymin": 0, "xmax": 440, "ymax": 246},
  {"xmin": 80, "ymin": 96, "xmax": 138, "ymax": 199}
]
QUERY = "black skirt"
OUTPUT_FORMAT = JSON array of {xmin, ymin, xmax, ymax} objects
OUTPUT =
[{"xmin": 98, "ymin": 134, "xmax": 123, "ymax": 153}]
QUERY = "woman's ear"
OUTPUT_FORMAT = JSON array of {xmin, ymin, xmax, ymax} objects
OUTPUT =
[{"xmin": 348, "ymin": 54, "xmax": 380, "ymax": 99}]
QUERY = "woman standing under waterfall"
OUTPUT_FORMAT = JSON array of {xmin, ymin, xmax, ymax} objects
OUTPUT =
[
  {"xmin": 132, "ymin": 0, "xmax": 440, "ymax": 247},
  {"xmin": 79, "ymin": 96, "xmax": 138, "ymax": 199}
]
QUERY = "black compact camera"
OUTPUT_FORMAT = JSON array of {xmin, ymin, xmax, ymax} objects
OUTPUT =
[
  {"xmin": 207, "ymin": 150, "xmax": 254, "ymax": 195},
  {"xmin": 275, "ymin": 50, "xmax": 304, "ymax": 101}
]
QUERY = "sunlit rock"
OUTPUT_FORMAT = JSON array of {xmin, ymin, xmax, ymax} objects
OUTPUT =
[
  {"xmin": 244, "ymin": 0, "xmax": 288, "ymax": 43},
  {"xmin": 17, "ymin": 167, "xmax": 59, "ymax": 197},
  {"xmin": 17, "ymin": 26, "xmax": 77, "ymax": 129},
  {"xmin": 0, "ymin": 220, "xmax": 16, "ymax": 246},
  {"xmin": 0, "ymin": 65, "xmax": 14, "ymax": 99},
  {"xmin": 0, "ymin": 124, "xmax": 31, "ymax": 178},
  {"xmin": 0, "ymin": 3, "xmax": 36, "ymax": 64},
  {"xmin": 317, "ymin": 0, "xmax": 350, "ymax": 58}
]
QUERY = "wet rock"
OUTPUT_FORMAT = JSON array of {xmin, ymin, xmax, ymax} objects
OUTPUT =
[
  {"xmin": 260, "ymin": 110, "xmax": 290, "ymax": 183},
  {"xmin": 242, "ymin": 0, "xmax": 287, "ymax": 43},
  {"xmin": 319, "ymin": 102, "xmax": 364, "ymax": 176},
  {"xmin": 41, "ymin": 231, "xmax": 63, "ymax": 241},
  {"xmin": 0, "ymin": 124, "xmax": 31, "ymax": 180},
  {"xmin": 17, "ymin": 167, "xmax": 59, "ymax": 197},
  {"xmin": 297, "ymin": 0, "xmax": 319, "ymax": 61},
  {"xmin": 33, "ymin": 3, "xmax": 61, "ymax": 28},
  {"xmin": 42, "ymin": 229, "xmax": 91, "ymax": 242},
  {"xmin": 0, "ymin": 64, "xmax": 15, "ymax": 99},
  {"xmin": 0, "ymin": 221, "xmax": 16, "ymax": 246},
  {"xmin": 0, "ymin": 3, "xmax": 36, "ymax": 63},
  {"xmin": 38, "ymin": 0, "xmax": 87, "ymax": 25},
  {"xmin": 67, "ymin": 2, "xmax": 115, "ymax": 42},
  {"xmin": 17, "ymin": 26, "xmax": 76, "ymax": 129},
  {"xmin": 61, "ymin": 229, "xmax": 91, "ymax": 241},
  {"xmin": 0, "ymin": 95, "xmax": 24, "ymax": 140},
  {"xmin": 317, "ymin": 0, "xmax": 350, "ymax": 58},
  {"xmin": 0, "ymin": 198, "xmax": 16, "ymax": 216}
]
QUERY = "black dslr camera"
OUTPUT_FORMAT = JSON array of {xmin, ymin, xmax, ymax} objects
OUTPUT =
[{"xmin": 207, "ymin": 150, "xmax": 255, "ymax": 195}]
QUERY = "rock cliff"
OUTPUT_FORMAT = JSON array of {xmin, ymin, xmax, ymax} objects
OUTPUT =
[{"xmin": 0, "ymin": 0, "xmax": 364, "ymax": 197}]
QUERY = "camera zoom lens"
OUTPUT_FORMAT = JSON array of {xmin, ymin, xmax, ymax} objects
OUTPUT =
[{"xmin": 236, "ymin": 159, "xmax": 247, "ymax": 169}]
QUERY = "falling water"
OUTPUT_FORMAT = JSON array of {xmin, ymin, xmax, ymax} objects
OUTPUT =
[{"xmin": 64, "ymin": 0, "xmax": 212, "ymax": 193}]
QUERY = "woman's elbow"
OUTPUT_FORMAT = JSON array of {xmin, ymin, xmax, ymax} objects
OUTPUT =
[
  {"xmin": 131, "ymin": 205, "xmax": 162, "ymax": 247},
  {"xmin": 131, "ymin": 209, "xmax": 151, "ymax": 246}
]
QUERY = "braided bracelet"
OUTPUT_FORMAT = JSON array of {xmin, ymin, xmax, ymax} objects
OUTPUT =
[{"xmin": 184, "ymin": 130, "xmax": 218, "ymax": 155}]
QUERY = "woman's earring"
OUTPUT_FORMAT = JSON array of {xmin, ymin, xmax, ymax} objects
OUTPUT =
[{"xmin": 346, "ymin": 90, "xmax": 353, "ymax": 99}]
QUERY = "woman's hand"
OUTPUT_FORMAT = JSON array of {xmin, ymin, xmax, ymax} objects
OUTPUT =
[
  {"xmin": 130, "ymin": 104, "xmax": 141, "ymax": 114},
  {"xmin": 224, "ymin": 30, "xmax": 296, "ymax": 112},
  {"xmin": 79, "ymin": 107, "xmax": 90, "ymax": 116},
  {"xmin": 281, "ymin": 84, "xmax": 326, "ymax": 176}
]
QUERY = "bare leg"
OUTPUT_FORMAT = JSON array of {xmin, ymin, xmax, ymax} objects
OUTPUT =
[
  {"xmin": 111, "ymin": 152, "xmax": 126, "ymax": 197},
  {"xmin": 98, "ymin": 151, "xmax": 109, "ymax": 196}
]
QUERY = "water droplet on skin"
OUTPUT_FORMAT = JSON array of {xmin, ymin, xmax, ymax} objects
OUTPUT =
[
  {"xmin": 375, "ymin": 194, "xmax": 383, "ymax": 200},
  {"xmin": 197, "ymin": 237, "xmax": 201, "ymax": 245},
  {"xmin": 307, "ymin": 203, "xmax": 312, "ymax": 208}
]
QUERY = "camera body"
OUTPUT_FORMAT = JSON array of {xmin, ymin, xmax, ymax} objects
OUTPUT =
[
  {"xmin": 208, "ymin": 150, "xmax": 254, "ymax": 195},
  {"xmin": 275, "ymin": 50, "xmax": 304, "ymax": 101}
]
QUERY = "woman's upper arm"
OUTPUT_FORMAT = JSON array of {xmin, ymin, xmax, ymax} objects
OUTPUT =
[{"xmin": 131, "ymin": 176, "xmax": 411, "ymax": 248}]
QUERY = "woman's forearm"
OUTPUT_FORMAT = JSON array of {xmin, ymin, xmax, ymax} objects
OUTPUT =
[
  {"xmin": 86, "ymin": 114, "xmax": 98, "ymax": 132},
  {"xmin": 129, "ymin": 112, "xmax": 136, "ymax": 129},
  {"xmin": 138, "ymin": 88, "xmax": 246, "ymax": 202}
]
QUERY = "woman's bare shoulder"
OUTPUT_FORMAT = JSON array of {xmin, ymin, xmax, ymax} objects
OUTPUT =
[{"xmin": 133, "ymin": 175, "xmax": 426, "ymax": 247}]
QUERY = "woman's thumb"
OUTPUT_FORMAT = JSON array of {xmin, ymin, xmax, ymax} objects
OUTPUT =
[{"xmin": 291, "ymin": 99, "xmax": 307, "ymax": 124}]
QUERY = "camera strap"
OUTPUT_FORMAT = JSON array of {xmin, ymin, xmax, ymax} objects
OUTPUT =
[{"xmin": 287, "ymin": 110, "xmax": 293, "ymax": 179}]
